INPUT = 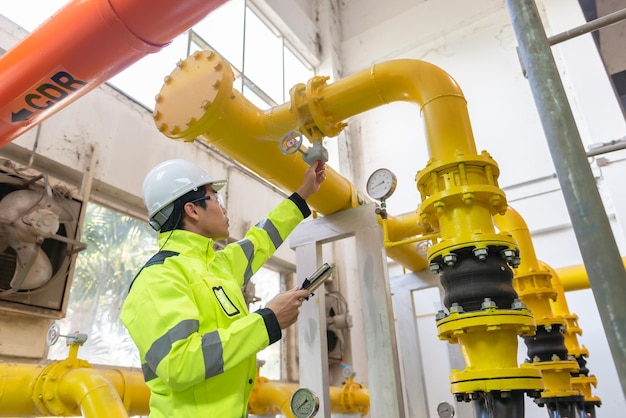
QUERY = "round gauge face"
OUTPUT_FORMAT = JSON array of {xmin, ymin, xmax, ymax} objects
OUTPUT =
[
  {"xmin": 366, "ymin": 168, "xmax": 397, "ymax": 200},
  {"xmin": 437, "ymin": 401, "xmax": 455, "ymax": 418},
  {"xmin": 290, "ymin": 387, "xmax": 320, "ymax": 418}
]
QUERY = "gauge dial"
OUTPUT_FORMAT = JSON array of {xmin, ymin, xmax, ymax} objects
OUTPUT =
[
  {"xmin": 437, "ymin": 401, "xmax": 455, "ymax": 418},
  {"xmin": 290, "ymin": 387, "xmax": 320, "ymax": 418},
  {"xmin": 366, "ymin": 168, "xmax": 397, "ymax": 200}
]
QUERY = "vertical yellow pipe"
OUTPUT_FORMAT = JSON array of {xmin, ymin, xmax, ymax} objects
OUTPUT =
[
  {"xmin": 494, "ymin": 207, "xmax": 556, "ymax": 319},
  {"xmin": 494, "ymin": 208, "xmax": 582, "ymax": 401},
  {"xmin": 544, "ymin": 263, "xmax": 602, "ymax": 406}
]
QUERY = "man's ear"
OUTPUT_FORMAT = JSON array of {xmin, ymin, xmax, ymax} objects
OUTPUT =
[{"xmin": 183, "ymin": 202, "xmax": 200, "ymax": 221}]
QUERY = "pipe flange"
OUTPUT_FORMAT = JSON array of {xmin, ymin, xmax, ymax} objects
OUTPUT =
[
  {"xmin": 32, "ymin": 359, "xmax": 91, "ymax": 415},
  {"xmin": 450, "ymin": 365, "xmax": 543, "ymax": 394},
  {"xmin": 437, "ymin": 309, "xmax": 537, "ymax": 341},
  {"xmin": 154, "ymin": 50, "xmax": 234, "ymax": 141}
]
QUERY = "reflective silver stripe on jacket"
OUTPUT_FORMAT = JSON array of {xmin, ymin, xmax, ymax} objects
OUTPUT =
[
  {"xmin": 142, "ymin": 321, "xmax": 226, "ymax": 382},
  {"xmin": 236, "ymin": 218, "xmax": 282, "ymax": 285},
  {"xmin": 237, "ymin": 239, "xmax": 254, "ymax": 284},
  {"xmin": 145, "ymin": 319, "xmax": 199, "ymax": 372},
  {"xmin": 142, "ymin": 362, "xmax": 158, "ymax": 382},
  {"xmin": 256, "ymin": 218, "xmax": 283, "ymax": 249},
  {"xmin": 202, "ymin": 330, "xmax": 225, "ymax": 378}
]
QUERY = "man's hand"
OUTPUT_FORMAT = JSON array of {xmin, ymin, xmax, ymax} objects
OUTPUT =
[
  {"xmin": 266, "ymin": 288, "xmax": 312, "ymax": 329},
  {"xmin": 296, "ymin": 160, "xmax": 326, "ymax": 200}
]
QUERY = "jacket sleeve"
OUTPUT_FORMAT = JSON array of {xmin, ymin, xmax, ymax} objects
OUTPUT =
[
  {"xmin": 219, "ymin": 193, "xmax": 311, "ymax": 287},
  {"xmin": 120, "ymin": 260, "xmax": 272, "ymax": 392}
]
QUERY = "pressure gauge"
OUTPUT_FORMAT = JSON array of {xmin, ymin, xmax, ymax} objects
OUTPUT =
[
  {"xmin": 437, "ymin": 401, "xmax": 455, "ymax": 418},
  {"xmin": 366, "ymin": 168, "xmax": 397, "ymax": 200},
  {"xmin": 290, "ymin": 387, "xmax": 320, "ymax": 418}
]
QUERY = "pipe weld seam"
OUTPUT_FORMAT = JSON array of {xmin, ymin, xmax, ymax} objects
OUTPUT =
[{"xmin": 420, "ymin": 93, "xmax": 467, "ymax": 114}]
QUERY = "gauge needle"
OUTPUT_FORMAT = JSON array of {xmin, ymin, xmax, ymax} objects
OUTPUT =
[{"xmin": 297, "ymin": 398, "xmax": 309, "ymax": 410}]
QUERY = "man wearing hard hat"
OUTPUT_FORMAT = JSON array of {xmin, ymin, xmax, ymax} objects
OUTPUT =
[{"xmin": 121, "ymin": 158, "xmax": 326, "ymax": 417}]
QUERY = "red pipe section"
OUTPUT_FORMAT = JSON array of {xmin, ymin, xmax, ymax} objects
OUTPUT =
[{"xmin": 0, "ymin": 0, "xmax": 228, "ymax": 148}]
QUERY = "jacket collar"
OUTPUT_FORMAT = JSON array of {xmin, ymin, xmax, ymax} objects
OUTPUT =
[{"xmin": 157, "ymin": 229, "xmax": 216, "ymax": 262}]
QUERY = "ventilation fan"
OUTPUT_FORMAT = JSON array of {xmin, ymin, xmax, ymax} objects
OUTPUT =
[
  {"xmin": 0, "ymin": 162, "xmax": 86, "ymax": 317},
  {"xmin": 326, "ymin": 292, "xmax": 352, "ymax": 365}
]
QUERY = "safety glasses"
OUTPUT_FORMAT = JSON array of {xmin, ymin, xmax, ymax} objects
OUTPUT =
[{"xmin": 189, "ymin": 192, "xmax": 225, "ymax": 208}]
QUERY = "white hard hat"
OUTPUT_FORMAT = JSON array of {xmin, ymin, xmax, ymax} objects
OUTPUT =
[{"xmin": 142, "ymin": 159, "xmax": 226, "ymax": 231}]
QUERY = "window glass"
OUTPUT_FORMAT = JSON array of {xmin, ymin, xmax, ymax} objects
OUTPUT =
[
  {"xmin": 192, "ymin": 0, "xmax": 245, "ymax": 70},
  {"xmin": 243, "ymin": 84, "xmax": 272, "ymax": 109},
  {"xmin": 243, "ymin": 8, "xmax": 284, "ymax": 104},
  {"xmin": 284, "ymin": 45, "xmax": 314, "ymax": 102},
  {"xmin": 107, "ymin": 35, "xmax": 189, "ymax": 110},
  {"xmin": 48, "ymin": 203, "xmax": 156, "ymax": 366}
]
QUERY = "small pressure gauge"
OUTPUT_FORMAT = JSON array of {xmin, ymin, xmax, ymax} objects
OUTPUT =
[
  {"xmin": 437, "ymin": 401, "xmax": 455, "ymax": 418},
  {"xmin": 366, "ymin": 168, "xmax": 397, "ymax": 200},
  {"xmin": 290, "ymin": 387, "xmax": 320, "ymax": 418}
]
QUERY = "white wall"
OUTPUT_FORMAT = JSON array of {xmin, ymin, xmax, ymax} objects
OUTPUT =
[{"xmin": 331, "ymin": 0, "xmax": 626, "ymax": 416}]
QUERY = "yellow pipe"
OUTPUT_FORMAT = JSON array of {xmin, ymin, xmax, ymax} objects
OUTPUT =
[
  {"xmin": 494, "ymin": 207, "xmax": 557, "ymax": 321},
  {"xmin": 3, "ymin": 356, "xmax": 368, "ymax": 418},
  {"xmin": 248, "ymin": 374, "xmax": 369, "ymax": 417},
  {"xmin": 57, "ymin": 368, "xmax": 129, "ymax": 417},
  {"xmin": 384, "ymin": 210, "xmax": 431, "ymax": 242},
  {"xmin": 155, "ymin": 54, "xmax": 475, "ymax": 214},
  {"xmin": 154, "ymin": 52, "xmax": 493, "ymax": 272},
  {"xmin": 0, "ymin": 361, "xmax": 150, "ymax": 417},
  {"xmin": 544, "ymin": 262, "xmax": 601, "ymax": 405},
  {"xmin": 554, "ymin": 256, "xmax": 626, "ymax": 292},
  {"xmin": 494, "ymin": 207, "xmax": 581, "ymax": 399}
]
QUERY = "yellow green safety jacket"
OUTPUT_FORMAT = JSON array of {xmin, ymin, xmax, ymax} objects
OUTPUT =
[{"xmin": 120, "ymin": 193, "xmax": 311, "ymax": 417}]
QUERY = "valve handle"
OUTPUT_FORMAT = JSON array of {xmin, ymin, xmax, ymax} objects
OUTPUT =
[
  {"xmin": 45, "ymin": 323, "xmax": 89, "ymax": 346},
  {"xmin": 280, "ymin": 131, "xmax": 305, "ymax": 155},
  {"xmin": 46, "ymin": 323, "xmax": 61, "ymax": 346}
]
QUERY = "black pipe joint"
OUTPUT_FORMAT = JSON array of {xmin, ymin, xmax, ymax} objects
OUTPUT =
[
  {"xmin": 438, "ymin": 246, "xmax": 518, "ymax": 312},
  {"xmin": 524, "ymin": 324, "xmax": 569, "ymax": 362}
]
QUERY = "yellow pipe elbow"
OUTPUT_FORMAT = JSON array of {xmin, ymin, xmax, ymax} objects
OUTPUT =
[
  {"xmin": 96, "ymin": 367, "xmax": 151, "ymax": 416},
  {"xmin": 58, "ymin": 368, "xmax": 129, "ymax": 418},
  {"xmin": 316, "ymin": 59, "xmax": 476, "ymax": 159}
]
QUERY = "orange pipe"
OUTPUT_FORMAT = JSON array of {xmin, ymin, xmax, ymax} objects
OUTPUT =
[{"xmin": 0, "ymin": 0, "xmax": 228, "ymax": 147}]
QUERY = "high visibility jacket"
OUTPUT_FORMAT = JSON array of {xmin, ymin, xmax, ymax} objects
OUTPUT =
[{"xmin": 120, "ymin": 193, "xmax": 310, "ymax": 418}]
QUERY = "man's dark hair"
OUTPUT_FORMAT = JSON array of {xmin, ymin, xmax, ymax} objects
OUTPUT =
[{"xmin": 160, "ymin": 185, "xmax": 208, "ymax": 232}]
